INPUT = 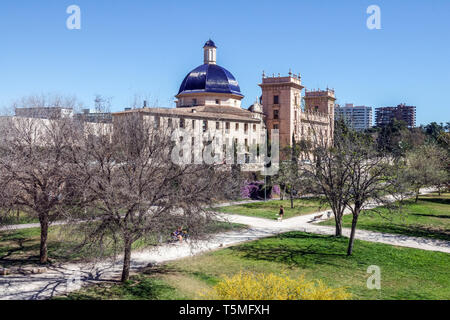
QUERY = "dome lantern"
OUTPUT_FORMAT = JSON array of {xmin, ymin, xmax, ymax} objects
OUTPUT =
[{"xmin": 203, "ymin": 39, "xmax": 217, "ymax": 65}]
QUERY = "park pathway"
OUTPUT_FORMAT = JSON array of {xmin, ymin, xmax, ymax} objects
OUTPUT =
[{"xmin": 0, "ymin": 188, "xmax": 448, "ymax": 300}]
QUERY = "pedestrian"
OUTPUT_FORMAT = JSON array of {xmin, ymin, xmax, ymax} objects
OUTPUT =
[{"xmin": 278, "ymin": 205, "xmax": 285, "ymax": 221}]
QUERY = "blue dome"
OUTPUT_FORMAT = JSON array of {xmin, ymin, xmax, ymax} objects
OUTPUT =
[
  {"xmin": 204, "ymin": 39, "xmax": 217, "ymax": 48},
  {"xmin": 177, "ymin": 64, "xmax": 243, "ymax": 97}
]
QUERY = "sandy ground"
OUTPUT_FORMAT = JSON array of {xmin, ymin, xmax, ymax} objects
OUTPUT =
[{"xmin": 1, "ymin": 188, "xmax": 448, "ymax": 300}]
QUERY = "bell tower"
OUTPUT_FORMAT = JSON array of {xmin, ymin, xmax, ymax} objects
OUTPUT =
[{"xmin": 259, "ymin": 71, "xmax": 304, "ymax": 148}]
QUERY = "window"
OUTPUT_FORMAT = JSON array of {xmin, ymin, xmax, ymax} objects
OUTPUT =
[
  {"xmin": 180, "ymin": 118, "xmax": 185, "ymax": 128},
  {"xmin": 274, "ymin": 95, "xmax": 279, "ymax": 104},
  {"xmin": 273, "ymin": 124, "xmax": 279, "ymax": 130},
  {"xmin": 273, "ymin": 110, "xmax": 279, "ymax": 119},
  {"xmin": 168, "ymin": 118, "xmax": 172, "ymax": 128},
  {"xmin": 253, "ymin": 124, "xmax": 257, "ymax": 131},
  {"xmin": 202, "ymin": 120, "xmax": 208, "ymax": 132},
  {"xmin": 154, "ymin": 116, "xmax": 160, "ymax": 129},
  {"xmin": 225, "ymin": 122, "xmax": 230, "ymax": 133},
  {"xmin": 216, "ymin": 99, "xmax": 220, "ymax": 105},
  {"xmin": 244, "ymin": 123, "xmax": 248, "ymax": 133},
  {"xmin": 192, "ymin": 120, "xmax": 196, "ymax": 128},
  {"xmin": 193, "ymin": 99, "xmax": 197, "ymax": 105},
  {"xmin": 216, "ymin": 122, "xmax": 220, "ymax": 130},
  {"xmin": 315, "ymin": 106, "xmax": 319, "ymax": 112},
  {"xmin": 235, "ymin": 123, "xmax": 239, "ymax": 131}
]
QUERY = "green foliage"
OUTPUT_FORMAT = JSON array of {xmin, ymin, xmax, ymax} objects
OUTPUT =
[{"xmin": 401, "ymin": 143, "xmax": 448, "ymax": 196}]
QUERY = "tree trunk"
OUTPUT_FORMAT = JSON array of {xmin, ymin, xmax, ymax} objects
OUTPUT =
[
  {"xmin": 290, "ymin": 188, "xmax": 294, "ymax": 209},
  {"xmin": 415, "ymin": 190, "xmax": 420, "ymax": 203},
  {"xmin": 39, "ymin": 214, "xmax": 49, "ymax": 264},
  {"xmin": 121, "ymin": 236, "xmax": 133, "ymax": 282},
  {"xmin": 335, "ymin": 215, "xmax": 343, "ymax": 237},
  {"xmin": 347, "ymin": 214, "xmax": 359, "ymax": 256}
]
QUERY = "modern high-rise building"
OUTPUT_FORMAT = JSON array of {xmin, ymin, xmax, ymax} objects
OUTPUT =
[
  {"xmin": 375, "ymin": 104, "xmax": 416, "ymax": 128},
  {"xmin": 335, "ymin": 104, "xmax": 373, "ymax": 131}
]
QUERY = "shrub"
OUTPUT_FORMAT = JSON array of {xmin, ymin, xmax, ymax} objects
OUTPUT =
[
  {"xmin": 272, "ymin": 185, "xmax": 281, "ymax": 196},
  {"xmin": 240, "ymin": 181, "xmax": 273, "ymax": 200},
  {"xmin": 202, "ymin": 272, "xmax": 351, "ymax": 300}
]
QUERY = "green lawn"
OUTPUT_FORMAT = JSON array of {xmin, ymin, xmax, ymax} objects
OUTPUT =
[
  {"xmin": 213, "ymin": 197, "xmax": 328, "ymax": 220},
  {"xmin": 61, "ymin": 232, "xmax": 450, "ymax": 300},
  {"xmin": 0, "ymin": 211, "xmax": 39, "ymax": 225},
  {"xmin": 320, "ymin": 193, "xmax": 450, "ymax": 241},
  {"xmin": 0, "ymin": 221, "xmax": 245, "ymax": 268}
]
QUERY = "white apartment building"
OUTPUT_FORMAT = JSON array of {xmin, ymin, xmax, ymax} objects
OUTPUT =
[{"xmin": 335, "ymin": 103, "xmax": 373, "ymax": 131}]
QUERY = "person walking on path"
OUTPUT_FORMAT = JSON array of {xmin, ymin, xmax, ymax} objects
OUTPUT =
[{"xmin": 278, "ymin": 205, "xmax": 285, "ymax": 221}]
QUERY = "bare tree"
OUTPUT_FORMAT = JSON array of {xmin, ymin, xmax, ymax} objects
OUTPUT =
[
  {"xmin": 0, "ymin": 115, "xmax": 82, "ymax": 264},
  {"xmin": 299, "ymin": 120, "xmax": 353, "ymax": 237},
  {"xmin": 301, "ymin": 117, "xmax": 407, "ymax": 255},
  {"xmin": 74, "ymin": 112, "xmax": 233, "ymax": 281},
  {"xmin": 342, "ymin": 134, "xmax": 400, "ymax": 256}
]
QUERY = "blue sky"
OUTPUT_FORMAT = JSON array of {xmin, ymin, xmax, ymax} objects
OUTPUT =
[{"xmin": 0, "ymin": 0, "xmax": 448, "ymax": 126}]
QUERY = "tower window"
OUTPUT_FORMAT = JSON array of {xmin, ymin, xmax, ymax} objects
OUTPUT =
[
  {"xmin": 192, "ymin": 120, "xmax": 196, "ymax": 128},
  {"xmin": 235, "ymin": 123, "xmax": 239, "ymax": 131},
  {"xmin": 216, "ymin": 122, "xmax": 220, "ymax": 130},
  {"xmin": 244, "ymin": 123, "xmax": 248, "ymax": 133},
  {"xmin": 180, "ymin": 118, "xmax": 185, "ymax": 128},
  {"xmin": 203, "ymin": 120, "xmax": 208, "ymax": 132},
  {"xmin": 273, "ymin": 110, "xmax": 279, "ymax": 119},
  {"xmin": 274, "ymin": 95, "xmax": 279, "ymax": 104}
]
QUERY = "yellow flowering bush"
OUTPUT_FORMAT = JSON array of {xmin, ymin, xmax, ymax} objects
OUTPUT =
[{"xmin": 202, "ymin": 272, "xmax": 351, "ymax": 300}]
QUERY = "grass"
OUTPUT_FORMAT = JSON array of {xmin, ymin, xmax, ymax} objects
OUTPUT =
[
  {"xmin": 62, "ymin": 231, "xmax": 450, "ymax": 300},
  {"xmin": 0, "ymin": 211, "xmax": 39, "ymax": 225},
  {"xmin": 0, "ymin": 221, "xmax": 245, "ymax": 269},
  {"xmin": 213, "ymin": 197, "xmax": 328, "ymax": 220},
  {"xmin": 56, "ymin": 275, "xmax": 187, "ymax": 300},
  {"xmin": 320, "ymin": 193, "xmax": 450, "ymax": 241}
]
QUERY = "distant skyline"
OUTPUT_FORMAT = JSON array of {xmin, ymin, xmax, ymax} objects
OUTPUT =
[{"xmin": 0, "ymin": 0, "xmax": 449, "ymax": 126}]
